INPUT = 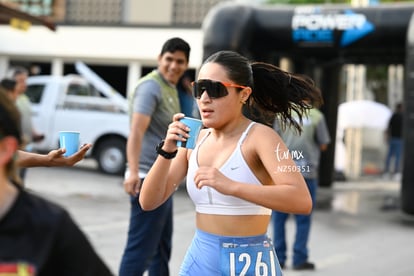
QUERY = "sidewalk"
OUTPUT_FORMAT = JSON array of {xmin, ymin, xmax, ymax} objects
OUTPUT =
[
  {"xmin": 279, "ymin": 178, "xmax": 414, "ymax": 276},
  {"xmin": 26, "ymin": 165, "xmax": 414, "ymax": 276}
]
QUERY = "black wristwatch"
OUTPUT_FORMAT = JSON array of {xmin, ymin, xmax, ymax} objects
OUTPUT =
[{"xmin": 156, "ymin": 140, "xmax": 178, "ymax": 159}]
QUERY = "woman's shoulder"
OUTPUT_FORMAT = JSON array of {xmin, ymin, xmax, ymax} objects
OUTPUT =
[
  {"xmin": 245, "ymin": 122, "xmax": 282, "ymax": 150},
  {"xmin": 250, "ymin": 121, "xmax": 278, "ymax": 136}
]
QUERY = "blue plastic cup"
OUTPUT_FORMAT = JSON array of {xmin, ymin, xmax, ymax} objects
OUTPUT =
[
  {"xmin": 177, "ymin": 117, "xmax": 203, "ymax": 149},
  {"xmin": 59, "ymin": 131, "xmax": 80, "ymax": 157}
]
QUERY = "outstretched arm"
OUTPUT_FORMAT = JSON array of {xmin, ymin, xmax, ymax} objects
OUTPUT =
[{"xmin": 17, "ymin": 143, "xmax": 92, "ymax": 168}]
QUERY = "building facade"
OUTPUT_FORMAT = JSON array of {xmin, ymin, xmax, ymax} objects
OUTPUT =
[{"xmin": 0, "ymin": 0, "xmax": 228, "ymax": 95}]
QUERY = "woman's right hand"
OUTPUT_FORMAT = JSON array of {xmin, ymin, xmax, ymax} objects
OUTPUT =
[{"xmin": 163, "ymin": 113, "xmax": 190, "ymax": 151}]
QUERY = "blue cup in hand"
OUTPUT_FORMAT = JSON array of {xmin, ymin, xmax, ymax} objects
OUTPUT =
[
  {"xmin": 177, "ymin": 117, "xmax": 203, "ymax": 149},
  {"xmin": 59, "ymin": 131, "xmax": 80, "ymax": 157}
]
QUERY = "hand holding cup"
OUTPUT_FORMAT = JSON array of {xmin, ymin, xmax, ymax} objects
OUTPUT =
[{"xmin": 176, "ymin": 117, "xmax": 203, "ymax": 149}]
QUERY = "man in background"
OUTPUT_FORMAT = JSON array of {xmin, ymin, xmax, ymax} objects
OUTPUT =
[
  {"xmin": 7, "ymin": 67, "xmax": 44, "ymax": 181},
  {"xmin": 272, "ymin": 106, "xmax": 330, "ymax": 270},
  {"xmin": 177, "ymin": 71, "xmax": 199, "ymax": 118},
  {"xmin": 120, "ymin": 37, "xmax": 191, "ymax": 276},
  {"xmin": 384, "ymin": 102, "xmax": 403, "ymax": 180}
]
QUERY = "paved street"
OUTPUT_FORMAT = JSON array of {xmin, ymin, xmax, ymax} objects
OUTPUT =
[{"xmin": 24, "ymin": 160, "xmax": 414, "ymax": 276}]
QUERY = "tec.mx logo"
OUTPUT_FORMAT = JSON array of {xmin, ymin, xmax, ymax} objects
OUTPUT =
[
  {"xmin": 274, "ymin": 143, "xmax": 304, "ymax": 162},
  {"xmin": 273, "ymin": 143, "xmax": 310, "ymax": 174}
]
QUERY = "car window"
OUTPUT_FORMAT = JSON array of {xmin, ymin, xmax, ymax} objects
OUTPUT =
[
  {"xmin": 26, "ymin": 84, "xmax": 45, "ymax": 104},
  {"xmin": 67, "ymin": 83, "xmax": 90, "ymax": 96},
  {"xmin": 89, "ymin": 84, "xmax": 102, "ymax": 97}
]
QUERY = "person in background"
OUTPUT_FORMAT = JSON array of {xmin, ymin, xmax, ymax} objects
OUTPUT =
[
  {"xmin": 1, "ymin": 78, "xmax": 92, "ymax": 171},
  {"xmin": 120, "ymin": 37, "xmax": 191, "ymax": 276},
  {"xmin": 139, "ymin": 50, "xmax": 322, "ymax": 275},
  {"xmin": 29, "ymin": 64, "xmax": 42, "ymax": 76},
  {"xmin": 0, "ymin": 91, "xmax": 113, "ymax": 276},
  {"xmin": 272, "ymin": 105, "xmax": 331, "ymax": 270},
  {"xmin": 2, "ymin": 79, "xmax": 92, "ymax": 168},
  {"xmin": 0, "ymin": 78, "xmax": 19, "ymax": 102},
  {"xmin": 177, "ymin": 72, "xmax": 199, "ymax": 118},
  {"xmin": 383, "ymin": 102, "xmax": 403, "ymax": 179},
  {"xmin": 7, "ymin": 67, "xmax": 44, "ymax": 181}
]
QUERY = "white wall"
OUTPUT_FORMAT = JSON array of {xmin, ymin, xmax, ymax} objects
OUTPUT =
[{"xmin": 0, "ymin": 25, "xmax": 203, "ymax": 77}]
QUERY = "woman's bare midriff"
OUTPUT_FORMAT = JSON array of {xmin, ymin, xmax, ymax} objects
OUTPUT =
[{"xmin": 196, "ymin": 213, "xmax": 271, "ymax": 236}]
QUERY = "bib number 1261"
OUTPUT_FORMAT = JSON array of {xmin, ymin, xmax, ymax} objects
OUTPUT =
[{"xmin": 228, "ymin": 250, "xmax": 277, "ymax": 276}]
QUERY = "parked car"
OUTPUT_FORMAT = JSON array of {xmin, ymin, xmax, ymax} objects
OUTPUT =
[{"xmin": 26, "ymin": 73, "xmax": 129, "ymax": 175}]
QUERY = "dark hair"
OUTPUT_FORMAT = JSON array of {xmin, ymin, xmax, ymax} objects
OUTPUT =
[
  {"xmin": 0, "ymin": 78, "xmax": 17, "ymax": 91},
  {"xmin": 203, "ymin": 50, "xmax": 323, "ymax": 131},
  {"xmin": 0, "ymin": 92, "xmax": 22, "ymax": 184},
  {"xmin": 160, "ymin": 37, "xmax": 191, "ymax": 62},
  {"xmin": 0, "ymin": 92, "xmax": 21, "ymax": 143}
]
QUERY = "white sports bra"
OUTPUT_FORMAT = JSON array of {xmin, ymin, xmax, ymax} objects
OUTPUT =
[{"xmin": 186, "ymin": 122, "xmax": 272, "ymax": 216}]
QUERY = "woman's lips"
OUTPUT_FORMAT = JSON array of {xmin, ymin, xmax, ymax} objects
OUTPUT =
[{"xmin": 201, "ymin": 108, "xmax": 213, "ymax": 117}]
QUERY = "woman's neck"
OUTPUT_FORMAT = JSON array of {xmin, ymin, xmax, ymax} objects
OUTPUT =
[{"xmin": 211, "ymin": 117, "xmax": 251, "ymax": 139}]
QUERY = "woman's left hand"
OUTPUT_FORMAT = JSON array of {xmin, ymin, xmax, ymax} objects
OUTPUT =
[{"xmin": 194, "ymin": 166, "xmax": 235, "ymax": 195}]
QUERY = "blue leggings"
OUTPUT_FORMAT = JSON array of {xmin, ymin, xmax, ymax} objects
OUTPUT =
[{"xmin": 180, "ymin": 229, "xmax": 283, "ymax": 276}]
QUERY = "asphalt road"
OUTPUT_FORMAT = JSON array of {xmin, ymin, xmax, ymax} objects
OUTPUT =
[{"xmin": 24, "ymin": 159, "xmax": 414, "ymax": 276}]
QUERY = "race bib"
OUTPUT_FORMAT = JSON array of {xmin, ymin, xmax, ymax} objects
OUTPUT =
[{"xmin": 220, "ymin": 237, "xmax": 282, "ymax": 276}]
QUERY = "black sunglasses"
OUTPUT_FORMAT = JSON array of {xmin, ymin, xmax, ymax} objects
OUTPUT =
[{"xmin": 191, "ymin": 79, "xmax": 247, "ymax": 99}]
